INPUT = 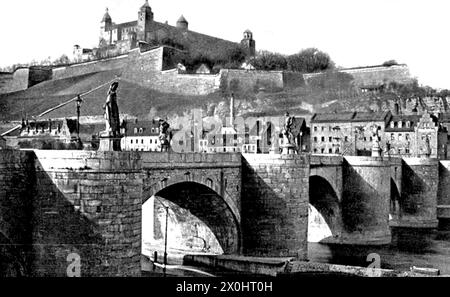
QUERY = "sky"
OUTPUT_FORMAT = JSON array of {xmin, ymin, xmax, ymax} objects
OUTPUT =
[{"xmin": 0, "ymin": 0, "xmax": 449, "ymax": 89}]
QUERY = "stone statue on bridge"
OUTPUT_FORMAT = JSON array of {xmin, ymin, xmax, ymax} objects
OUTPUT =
[
  {"xmin": 158, "ymin": 118, "xmax": 172, "ymax": 152},
  {"xmin": 280, "ymin": 112, "xmax": 296, "ymax": 154},
  {"xmin": 282, "ymin": 112, "xmax": 294, "ymax": 145},
  {"xmin": 371, "ymin": 124, "xmax": 382, "ymax": 157},
  {"xmin": 103, "ymin": 81, "xmax": 121, "ymax": 138},
  {"xmin": 99, "ymin": 81, "xmax": 122, "ymax": 151}
]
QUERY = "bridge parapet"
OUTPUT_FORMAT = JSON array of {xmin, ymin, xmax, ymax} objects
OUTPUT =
[
  {"xmin": 140, "ymin": 152, "xmax": 241, "ymax": 169},
  {"xmin": 310, "ymin": 154, "xmax": 343, "ymax": 166}
]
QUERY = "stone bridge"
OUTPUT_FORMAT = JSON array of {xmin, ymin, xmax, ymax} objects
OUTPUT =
[{"xmin": 0, "ymin": 150, "xmax": 449, "ymax": 276}]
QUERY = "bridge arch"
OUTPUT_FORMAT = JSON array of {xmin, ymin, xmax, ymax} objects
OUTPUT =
[
  {"xmin": 309, "ymin": 175, "xmax": 342, "ymax": 242},
  {"xmin": 143, "ymin": 174, "xmax": 241, "ymax": 254}
]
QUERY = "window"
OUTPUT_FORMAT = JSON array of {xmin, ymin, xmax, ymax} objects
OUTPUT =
[
  {"xmin": 321, "ymin": 148, "xmax": 325, "ymax": 153},
  {"xmin": 398, "ymin": 148, "xmax": 402, "ymax": 154},
  {"xmin": 179, "ymin": 140, "xmax": 184, "ymax": 145},
  {"xmin": 364, "ymin": 137, "xmax": 367, "ymax": 141},
  {"xmin": 321, "ymin": 137, "xmax": 325, "ymax": 142},
  {"xmin": 141, "ymin": 139, "xmax": 144, "ymax": 144},
  {"xmin": 391, "ymin": 133, "xmax": 395, "ymax": 141},
  {"xmin": 370, "ymin": 137, "xmax": 373, "ymax": 142},
  {"xmin": 345, "ymin": 136, "xmax": 348, "ymax": 142},
  {"xmin": 328, "ymin": 148, "xmax": 332, "ymax": 153},
  {"xmin": 398, "ymin": 134, "xmax": 402, "ymax": 141},
  {"xmin": 390, "ymin": 121, "xmax": 395, "ymax": 128},
  {"xmin": 150, "ymin": 139, "xmax": 152, "ymax": 144},
  {"xmin": 405, "ymin": 147, "xmax": 410, "ymax": 154},
  {"xmin": 335, "ymin": 148, "xmax": 340, "ymax": 154},
  {"xmin": 314, "ymin": 126, "xmax": 317, "ymax": 132},
  {"xmin": 131, "ymin": 139, "xmax": 133, "ymax": 144},
  {"xmin": 134, "ymin": 128, "xmax": 138, "ymax": 134},
  {"xmin": 314, "ymin": 137, "xmax": 318, "ymax": 142},
  {"xmin": 406, "ymin": 133, "xmax": 410, "ymax": 140},
  {"xmin": 321, "ymin": 127, "xmax": 325, "ymax": 132},
  {"xmin": 398, "ymin": 121, "xmax": 402, "ymax": 128},
  {"xmin": 139, "ymin": 128, "xmax": 143, "ymax": 134},
  {"xmin": 329, "ymin": 137, "xmax": 332, "ymax": 142},
  {"xmin": 313, "ymin": 149, "xmax": 317, "ymax": 153},
  {"xmin": 406, "ymin": 121, "xmax": 410, "ymax": 128}
]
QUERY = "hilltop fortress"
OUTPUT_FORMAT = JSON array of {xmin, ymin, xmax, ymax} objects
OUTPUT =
[
  {"xmin": 0, "ymin": 1, "xmax": 412, "ymax": 97},
  {"xmin": 74, "ymin": 0, "xmax": 256, "ymax": 62}
]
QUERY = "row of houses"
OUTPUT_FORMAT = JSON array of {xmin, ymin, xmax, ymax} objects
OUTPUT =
[
  {"xmin": 2, "ymin": 109, "xmax": 450, "ymax": 159},
  {"xmin": 310, "ymin": 110, "xmax": 448, "ymax": 158}
]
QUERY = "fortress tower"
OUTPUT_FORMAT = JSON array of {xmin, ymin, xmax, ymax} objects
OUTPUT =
[
  {"xmin": 241, "ymin": 30, "xmax": 256, "ymax": 57},
  {"xmin": 137, "ymin": 0, "xmax": 154, "ymax": 42},
  {"xmin": 100, "ymin": 8, "xmax": 113, "ymax": 45},
  {"xmin": 176, "ymin": 15, "xmax": 188, "ymax": 30}
]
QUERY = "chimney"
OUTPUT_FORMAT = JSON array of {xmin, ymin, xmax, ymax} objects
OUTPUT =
[{"xmin": 230, "ymin": 93, "xmax": 234, "ymax": 128}]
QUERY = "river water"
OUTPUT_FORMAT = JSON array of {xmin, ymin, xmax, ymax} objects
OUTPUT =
[{"xmin": 308, "ymin": 227, "xmax": 450, "ymax": 275}]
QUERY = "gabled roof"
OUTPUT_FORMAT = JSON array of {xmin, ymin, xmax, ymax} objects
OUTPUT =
[
  {"xmin": 352, "ymin": 111, "xmax": 391, "ymax": 122},
  {"xmin": 311, "ymin": 112, "xmax": 356, "ymax": 123},
  {"xmin": 124, "ymin": 120, "xmax": 160, "ymax": 136},
  {"xmin": 385, "ymin": 114, "xmax": 421, "ymax": 132}
]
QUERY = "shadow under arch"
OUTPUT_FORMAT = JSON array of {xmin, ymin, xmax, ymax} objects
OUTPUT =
[
  {"xmin": 309, "ymin": 175, "xmax": 342, "ymax": 242},
  {"xmin": 144, "ymin": 181, "xmax": 241, "ymax": 255},
  {"xmin": 390, "ymin": 178, "xmax": 401, "ymax": 220}
]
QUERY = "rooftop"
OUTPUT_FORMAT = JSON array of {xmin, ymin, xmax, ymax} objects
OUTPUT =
[
  {"xmin": 124, "ymin": 120, "xmax": 160, "ymax": 136},
  {"xmin": 352, "ymin": 111, "xmax": 391, "ymax": 122},
  {"xmin": 311, "ymin": 112, "xmax": 356, "ymax": 123}
]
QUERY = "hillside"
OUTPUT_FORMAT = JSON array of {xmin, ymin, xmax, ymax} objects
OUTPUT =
[{"xmin": 1, "ymin": 69, "xmax": 449, "ymax": 129}]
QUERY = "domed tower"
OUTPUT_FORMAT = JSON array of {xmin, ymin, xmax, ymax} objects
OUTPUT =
[
  {"xmin": 176, "ymin": 15, "xmax": 188, "ymax": 30},
  {"xmin": 241, "ymin": 29, "xmax": 255, "ymax": 57},
  {"xmin": 100, "ymin": 8, "xmax": 113, "ymax": 45},
  {"xmin": 137, "ymin": 0, "xmax": 154, "ymax": 41}
]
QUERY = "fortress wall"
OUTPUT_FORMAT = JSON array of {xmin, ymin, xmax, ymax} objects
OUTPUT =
[
  {"xmin": 282, "ymin": 71, "xmax": 306, "ymax": 89},
  {"xmin": 156, "ymin": 70, "xmax": 221, "ymax": 95},
  {"xmin": 0, "ymin": 73, "xmax": 14, "ymax": 94},
  {"xmin": 28, "ymin": 67, "xmax": 53, "ymax": 87},
  {"xmin": 52, "ymin": 55, "xmax": 129, "ymax": 80},
  {"xmin": 304, "ymin": 65, "xmax": 412, "ymax": 86},
  {"xmin": 123, "ymin": 48, "xmax": 221, "ymax": 95},
  {"xmin": 220, "ymin": 69, "xmax": 284, "ymax": 92},
  {"xmin": 2, "ymin": 68, "xmax": 30, "ymax": 93}
]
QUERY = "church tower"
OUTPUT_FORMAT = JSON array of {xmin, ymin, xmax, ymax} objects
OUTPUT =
[
  {"xmin": 137, "ymin": 0, "xmax": 154, "ymax": 42},
  {"xmin": 100, "ymin": 8, "xmax": 113, "ymax": 45},
  {"xmin": 241, "ymin": 29, "xmax": 256, "ymax": 57}
]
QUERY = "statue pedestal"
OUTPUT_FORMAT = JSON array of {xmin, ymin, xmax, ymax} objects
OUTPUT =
[
  {"xmin": 371, "ymin": 145, "xmax": 382, "ymax": 157},
  {"xmin": 281, "ymin": 143, "xmax": 296, "ymax": 155},
  {"xmin": 99, "ymin": 135, "xmax": 122, "ymax": 151}
]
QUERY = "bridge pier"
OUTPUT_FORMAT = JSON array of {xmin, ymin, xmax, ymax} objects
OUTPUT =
[
  {"xmin": 438, "ymin": 161, "xmax": 450, "ymax": 225},
  {"xmin": 340, "ymin": 157, "xmax": 392, "ymax": 245},
  {"xmin": 394, "ymin": 158, "xmax": 439, "ymax": 228},
  {"xmin": 241, "ymin": 154, "xmax": 310, "ymax": 260}
]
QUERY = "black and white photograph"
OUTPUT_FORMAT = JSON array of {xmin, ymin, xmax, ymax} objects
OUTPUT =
[{"xmin": 0, "ymin": 0, "xmax": 449, "ymax": 291}]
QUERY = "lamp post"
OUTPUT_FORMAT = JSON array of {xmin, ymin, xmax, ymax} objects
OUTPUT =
[
  {"xmin": 76, "ymin": 95, "xmax": 83, "ymax": 143},
  {"xmin": 153, "ymin": 196, "xmax": 169, "ymax": 277}
]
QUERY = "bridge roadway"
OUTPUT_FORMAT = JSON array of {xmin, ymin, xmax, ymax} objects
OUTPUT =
[{"xmin": 0, "ymin": 149, "xmax": 449, "ymax": 276}]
